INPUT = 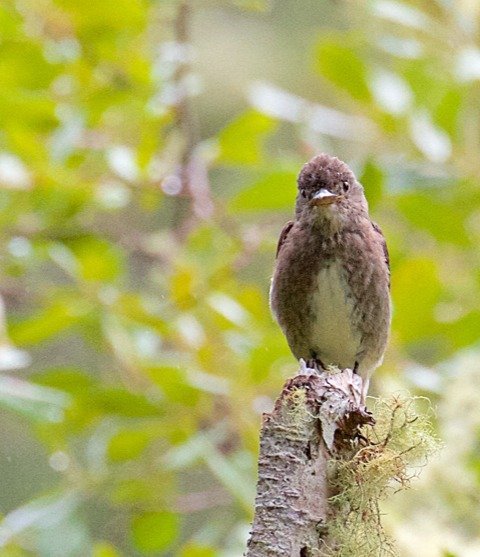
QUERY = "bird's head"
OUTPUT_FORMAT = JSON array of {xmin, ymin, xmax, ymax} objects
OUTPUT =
[{"xmin": 295, "ymin": 154, "xmax": 368, "ymax": 226}]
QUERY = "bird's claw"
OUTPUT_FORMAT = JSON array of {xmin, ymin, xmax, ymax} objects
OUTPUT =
[{"xmin": 303, "ymin": 358, "xmax": 327, "ymax": 374}]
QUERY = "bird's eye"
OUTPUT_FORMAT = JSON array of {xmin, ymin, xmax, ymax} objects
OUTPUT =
[
  {"xmin": 342, "ymin": 181, "xmax": 350, "ymax": 193},
  {"xmin": 300, "ymin": 189, "xmax": 307, "ymax": 198}
]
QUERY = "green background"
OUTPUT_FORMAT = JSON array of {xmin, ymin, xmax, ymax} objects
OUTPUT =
[{"xmin": 0, "ymin": 0, "xmax": 479, "ymax": 555}]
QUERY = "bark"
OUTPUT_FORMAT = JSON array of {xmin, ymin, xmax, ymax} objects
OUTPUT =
[{"xmin": 245, "ymin": 364, "xmax": 374, "ymax": 557}]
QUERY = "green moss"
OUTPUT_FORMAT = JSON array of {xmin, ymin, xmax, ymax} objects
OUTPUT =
[
  {"xmin": 323, "ymin": 396, "xmax": 441, "ymax": 557},
  {"xmin": 283, "ymin": 387, "xmax": 314, "ymax": 430}
]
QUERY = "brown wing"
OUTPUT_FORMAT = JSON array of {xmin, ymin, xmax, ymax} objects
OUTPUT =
[
  {"xmin": 276, "ymin": 221, "xmax": 294, "ymax": 258},
  {"xmin": 372, "ymin": 221, "xmax": 390, "ymax": 287}
]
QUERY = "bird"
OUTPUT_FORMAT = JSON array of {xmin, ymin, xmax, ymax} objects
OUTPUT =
[{"xmin": 270, "ymin": 153, "xmax": 391, "ymax": 402}]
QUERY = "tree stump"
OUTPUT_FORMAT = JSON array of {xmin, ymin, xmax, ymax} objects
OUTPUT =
[{"xmin": 245, "ymin": 363, "xmax": 374, "ymax": 557}]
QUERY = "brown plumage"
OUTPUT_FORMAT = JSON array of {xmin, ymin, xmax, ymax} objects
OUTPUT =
[{"xmin": 270, "ymin": 154, "xmax": 390, "ymax": 399}]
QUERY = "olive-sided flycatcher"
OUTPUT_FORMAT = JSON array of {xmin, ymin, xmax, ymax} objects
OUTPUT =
[{"xmin": 270, "ymin": 153, "xmax": 391, "ymax": 400}]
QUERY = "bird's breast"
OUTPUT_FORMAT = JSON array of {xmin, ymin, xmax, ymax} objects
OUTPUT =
[{"xmin": 309, "ymin": 260, "xmax": 361, "ymax": 367}]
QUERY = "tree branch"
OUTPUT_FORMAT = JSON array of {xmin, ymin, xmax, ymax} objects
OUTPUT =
[{"xmin": 170, "ymin": 1, "xmax": 214, "ymax": 234}]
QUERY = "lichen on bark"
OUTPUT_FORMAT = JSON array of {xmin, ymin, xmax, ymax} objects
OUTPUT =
[{"xmin": 245, "ymin": 365, "xmax": 440, "ymax": 557}]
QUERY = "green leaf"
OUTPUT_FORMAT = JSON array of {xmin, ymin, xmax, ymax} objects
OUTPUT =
[
  {"xmin": 117, "ymin": 293, "xmax": 168, "ymax": 335},
  {"xmin": 0, "ymin": 41, "xmax": 57, "ymax": 90},
  {"xmin": 39, "ymin": 373, "xmax": 163, "ymax": 419},
  {"xmin": 93, "ymin": 542, "xmax": 122, "ymax": 557},
  {"xmin": 146, "ymin": 366, "xmax": 200, "ymax": 406},
  {"xmin": 180, "ymin": 544, "xmax": 217, "ymax": 557},
  {"xmin": 229, "ymin": 170, "xmax": 297, "ymax": 212},
  {"xmin": 91, "ymin": 387, "xmax": 162, "ymax": 418},
  {"xmin": 111, "ymin": 479, "xmax": 157, "ymax": 505},
  {"xmin": 316, "ymin": 40, "xmax": 371, "ymax": 102},
  {"xmin": 185, "ymin": 225, "xmax": 238, "ymax": 272},
  {"xmin": 442, "ymin": 310, "xmax": 480, "ymax": 351},
  {"xmin": 131, "ymin": 511, "xmax": 178, "ymax": 553},
  {"xmin": 392, "ymin": 258, "xmax": 442, "ymax": 343},
  {"xmin": 9, "ymin": 300, "xmax": 90, "ymax": 346},
  {"xmin": 359, "ymin": 159, "xmax": 384, "ymax": 211},
  {"xmin": 402, "ymin": 60, "xmax": 445, "ymax": 110},
  {"xmin": 396, "ymin": 191, "xmax": 470, "ymax": 246},
  {"xmin": 67, "ymin": 237, "xmax": 124, "ymax": 282},
  {"xmin": 433, "ymin": 88, "xmax": 462, "ymax": 138},
  {"xmin": 217, "ymin": 110, "xmax": 276, "ymax": 165},
  {"xmin": 35, "ymin": 368, "xmax": 95, "ymax": 395},
  {"xmin": 231, "ymin": 0, "xmax": 271, "ymax": 10},
  {"xmin": 107, "ymin": 429, "xmax": 152, "ymax": 462},
  {"xmin": 170, "ymin": 265, "xmax": 197, "ymax": 310},
  {"xmin": 63, "ymin": 0, "xmax": 146, "ymax": 32}
]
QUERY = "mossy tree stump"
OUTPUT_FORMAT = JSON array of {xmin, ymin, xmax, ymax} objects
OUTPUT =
[
  {"xmin": 245, "ymin": 364, "xmax": 374, "ymax": 556},
  {"xmin": 245, "ymin": 364, "xmax": 438, "ymax": 557}
]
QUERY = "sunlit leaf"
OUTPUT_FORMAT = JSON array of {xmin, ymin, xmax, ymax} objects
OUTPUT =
[
  {"xmin": 107, "ymin": 429, "xmax": 152, "ymax": 462},
  {"xmin": 0, "ymin": 41, "xmax": 57, "ymax": 90},
  {"xmin": 217, "ymin": 110, "xmax": 276, "ymax": 165},
  {"xmin": 36, "ymin": 369, "xmax": 162, "ymax": 420},
  {"xmin": 231, "ymin": 0, "xmax": 271, "ymax": 11},
  {"xmin": 63, "ymin": 0, "xmax": 146, "ymax": 33},
  {"xmin": 392, "ymin": 258, "xmax": 442, "ymax": 344},
  {"xmin": 93, "ymin": 542, "xmax": 122, "ymax": 557},
  {"xmin": 248, "ymin": 331, "xmax": 290, "ymax": 383},
  {"xmin": 91, "ymin": 387, "xmax": 162, "ymax": 418},
  {"xmin": 9, "ymin": 300, "xmax": 91, "ymax": 346},
  {"xmin": 180, "ymin": 544, "xmax": 217, "ymax": 557},
  {"xmin": 443, "ymin": 310, "xmax": 480, "ymax": 351},
  {"xmin": 396, "ymin": 191, "xmax": 470, "ymax": 246},
  {"xmin": 146, "ymin": 366, "xmax": 201, "ymax": 406},
  {"xmin": 316, "ymin": 40, "xmax": 371, "ymax": 102},
  {"xmin": 170, "ymin": 266, "xmax": 197, "ymax": 310},
  {"xmin": 359, "ymin": 158, "xmax": 384, "ymax": 211},
  {"xmin": 34, "ymin": 368, "xmax": 94, "ymax": 394},
  {"xmin": 111, "ymin": 478, "xmax": 162, "ymax": 505},
  {"xmin": 67, "ymin": 237, "xmax": 124, "ymax": 282},
  {"xmin": 131, "ymin": 511, "xmax": 178, "ymax": 553},
  {"xmin": 433, "ymin": 88, "xmax": 462, "ymax": 138},
  {"xmin": 228, "ymin": 170, "xmax": 297, "ymax": 212},
  {"xmin": 402, "ymin": 60, "xmax": 446, "ymax": 109},
  {"xmin": 184, "ymin": 225, "xmax": 238, "ymax": 274},
  {"xmin": 117, "ymin": 294, "xmax": 168, "ymax": 335}
]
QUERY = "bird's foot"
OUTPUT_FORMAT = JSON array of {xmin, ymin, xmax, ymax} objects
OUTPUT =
[
  {"xmin": 304, "ymin": 356, "xmax": 327, "ymax": 374},
  {"xmin": 354, "ymin": 432, "xmax": 370, "ymax": 447},
  {"xmin": 360, "ymin": 377, "xmax": 370, "ymax": 408}
]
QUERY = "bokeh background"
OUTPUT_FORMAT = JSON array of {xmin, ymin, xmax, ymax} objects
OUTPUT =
[{"xmin": 1, "ymin": 0, "xmax": 480, "ymax": 555}]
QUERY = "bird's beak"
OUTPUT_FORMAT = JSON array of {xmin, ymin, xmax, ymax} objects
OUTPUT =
[{"xmin": 309, "ymin": 188, "xmax": 340, "ymax": 207}]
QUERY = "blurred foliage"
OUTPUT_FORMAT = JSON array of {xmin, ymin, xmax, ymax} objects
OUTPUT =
[{"xmin": 1, "ymin": 0, "xmax": 480, "ymax": 555}]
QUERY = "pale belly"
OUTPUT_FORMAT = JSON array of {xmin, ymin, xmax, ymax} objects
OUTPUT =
[{"xmin": 309, "ymin": 262, "xmax": 361, "ymax": 369}]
